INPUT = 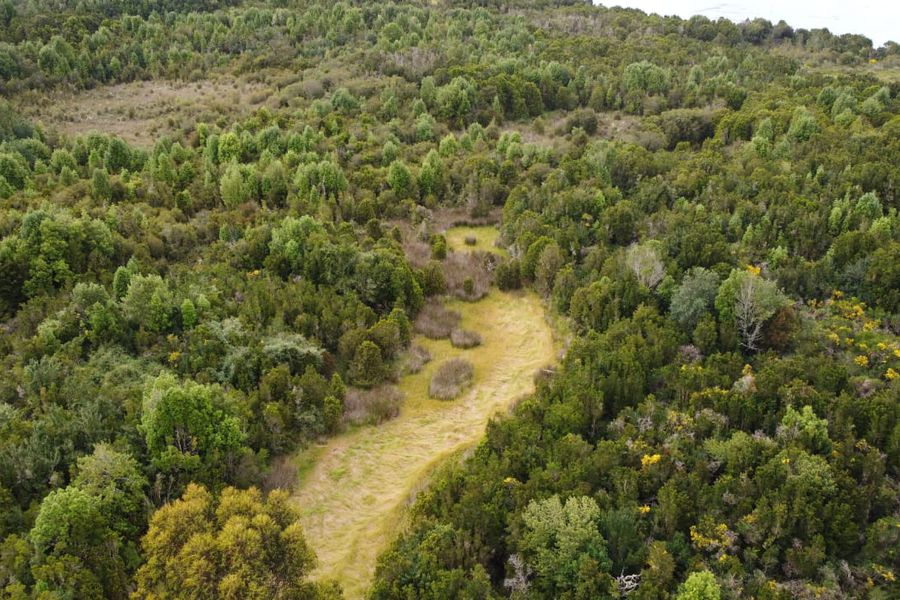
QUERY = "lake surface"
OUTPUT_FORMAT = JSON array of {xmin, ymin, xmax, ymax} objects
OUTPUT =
[{"xmin": 604, "ymin": 1, "xmax": 898, "ymax": 47}]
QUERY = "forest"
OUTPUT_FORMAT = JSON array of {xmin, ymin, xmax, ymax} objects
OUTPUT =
[{"xmin": 0, "ymin": 0, "xmax": 898, "ymax": 598}]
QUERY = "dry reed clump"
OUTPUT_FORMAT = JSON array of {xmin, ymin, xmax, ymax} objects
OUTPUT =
[
  {"xmin": 343, "ymin": 385, "xmax": 404, "ymax": 426},
  {"xmin": 401, "ymin": 344, "xmax": 432, "ymax": 375},
  {"xmin": 429, "ymin": 358, "xmax": 475, "ymax": 400},
  {"xmin": 414, "ymin": 301, "xmax": 461, "ymax": 339},
  {"xmin": 450, "ymin": 328, "xmax": 482, "ymax": 349}
]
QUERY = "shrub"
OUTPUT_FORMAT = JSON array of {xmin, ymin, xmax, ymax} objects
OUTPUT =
[
  {"xmin": 415, "ymin": 301, "xmax": 461, "ymax": 339},
  {"xmin": 401, "ymin": 344, "xmax": 432, "ymax": 375},
  {"xmin": 343, "ymin": 385, "xmax": 404, "ymax": 426},
  {"xmin": 429, "ymin": 358, "xmax": 475, "ymax": 400},
  {"xmin": 450, "ymin": 328, "xmax": 482, "ymax": 349}
]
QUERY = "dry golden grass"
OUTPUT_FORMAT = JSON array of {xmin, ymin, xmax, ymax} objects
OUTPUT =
[{"xmin": 290, "ymin": 289, "xmax": 556, "ymax": 599}]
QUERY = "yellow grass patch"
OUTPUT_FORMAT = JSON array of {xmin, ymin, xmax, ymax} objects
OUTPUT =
[
  {"xmin": 444, "ymin": 225, "xmax": 506, "ymax": 255},
  {"xmin": 290, "ymin": 290, "xmax": 556, "ymax": 598}
]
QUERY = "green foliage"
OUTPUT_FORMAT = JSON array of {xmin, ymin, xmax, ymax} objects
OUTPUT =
[
  {"xmin": 519, "ymin": 495, "xmax": 613, "ymax": 597},
  {"xmin": 349, "ymin": 340, "xmax": 385, "ymax": 389},
  {"xmin": 675, "ymin": 570, "xmax": 721, "ymax": 600},
  {"xmin": 670, "ymin": 268, "xmax": 720, "ymax": 332},
  {"xmin": 0, "ymin": 2, "xmax": 898, "ymax": 598},
  {"xmin": 140, "ymin": 373, "xmax": 246, "ymax": 487}
]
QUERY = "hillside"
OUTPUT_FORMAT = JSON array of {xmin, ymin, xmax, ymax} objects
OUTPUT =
[{"xmin": 0, "ymin": 1, "xmax": 898, "ymax": 599}]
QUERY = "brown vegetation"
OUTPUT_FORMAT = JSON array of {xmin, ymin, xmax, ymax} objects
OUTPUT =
[
  {"xmin": 428, "ymin": 358, "xmax": 475, "ymax": 400},
  {"xmin": 343, "ymin": 385, "xmax": 405, "ymax": 426},
  {"xmin": 414, "ymin": 301, "xmax": 461, "ymax": 339}
]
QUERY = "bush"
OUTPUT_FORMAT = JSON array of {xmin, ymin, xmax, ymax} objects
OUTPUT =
[
  {"xmin": 429, "ymin": 358, "xmax": 475, "ymax": 400},
  {"xmin": 343, "ymin": 385, "xmax": 404, "ymax": 426},
  {"xmin": 495, "ymin": 258, "xmax": 522, "ymax": 290},
  {"xmin": 450, "ymin": 328, "xmax": 482, "ymax": 349},
  {"xmin": 415, "ymin": 301, "xmax": 461, "ymax": 339}
]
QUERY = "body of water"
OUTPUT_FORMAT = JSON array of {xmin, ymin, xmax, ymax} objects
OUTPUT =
[{"xmin": 604, "ymin": 1, "xmax": 898, "ymax": 47}]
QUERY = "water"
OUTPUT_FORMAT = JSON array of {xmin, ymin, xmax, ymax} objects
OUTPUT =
[{"xmin": 603, "ymin": 1, "xmax": 898, "ymax": 47}]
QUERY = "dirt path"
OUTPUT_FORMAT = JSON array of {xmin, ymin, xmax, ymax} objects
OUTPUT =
[{"xmin": 290, "ymin": 290, "xmax": 555, "ymax": 598}]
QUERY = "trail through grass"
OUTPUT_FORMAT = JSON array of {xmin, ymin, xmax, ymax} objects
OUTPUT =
[{"xmin": 290, "ymin": 290, "xmax": 555, "ymax": 598}]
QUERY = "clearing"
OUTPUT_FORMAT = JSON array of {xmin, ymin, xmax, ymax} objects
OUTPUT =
[
  {"xmin": 290, "ymin": 289, "xmax": 556, "ymax": 598},
  {"xmin": 444, "ymin": 224, "xmax": 506, "ymax": 256},
  {"xmin": 15, "ymin": 78, "xmax": 272, "ymax": 148}
]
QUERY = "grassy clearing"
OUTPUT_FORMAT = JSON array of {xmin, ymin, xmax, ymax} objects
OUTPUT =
[
  {"xmin": 444, "ymin": 225, "xmax": 506, "ymax": 255},
  {"xmin": 289, "ymin": 289, "xmax": 556, "ymax": 599},
  {"xmin": 17, "ymin": 78, "xmax": 272, "ymax": 147}
]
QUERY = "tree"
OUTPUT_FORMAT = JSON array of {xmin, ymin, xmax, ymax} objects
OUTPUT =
[
  {"xmin": 349, "ymin": 340, "xmax": 385, "ymax": 388},
  {"xmin": 675, "ymin": 570, "xmax": 721, "ymax": 600},
  {"xmin": 72, "ymin": 444, "xmax": 148, "ymax": 540},
  {"xmin": 30, "ymin": 486, "xmax": 129, "ymax": 599},
  {"xmin": 387, "ymin": 160, "xmax": 412, "ymax": 198},
  {"xmin": 294, "ymin": 159, "xmax": 347, "ymax": 201},
  {"xmin": 140, "ymin": 373, "xmax": 246, "ymax": 488},
  {"xmin": 715, "ymin": 269, "xmax": 788, "ymax": 351},
  {"xmin": 623, "ymin": 61, "xmax": 670, "ymax": 94},
  {"xmin": 436, "ymin": 76, "xmax": 476, "ymax": 128},
  {"xmin": 779, "ymin": 405, "xmax": 832, "ymax": 455},
  {"xmin": 519, "ymin": 495, "xmax": 613, "ymax": 597},
  {"xmin": 625, "ymin": 241, "xmax": 666, "ymax": 289},
  {"xmin": 418, "ymin": 149, "xmax": 444, "ymax": 198},
  {"xmin": 133, "ymin": 484, "xmax": 336, "ymax": 600},
  {"xmin": 91, "ymin": 168, "xmax": 111, "ymax": 201},
  {"xmin": 122, "ymin": 274, "xmax": 173, "ymax": 333},
  {"xmin": 670, "ymin": 267, "xmax": 720, "ymax": 331},
  {"xmin": 220, "ymin": 161, "xmax": 253, "ymax": 208}
]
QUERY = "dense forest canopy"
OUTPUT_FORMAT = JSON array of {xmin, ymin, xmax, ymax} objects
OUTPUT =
[{"xmin": 0, "ymin": 0, "xmax": 898, "ymax": 599}]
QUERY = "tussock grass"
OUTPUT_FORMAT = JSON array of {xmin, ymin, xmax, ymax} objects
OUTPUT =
[
  {"xmin": 400, "ymin": 344, "xmax": 432, "ymax": 375},
  {"xmin": 450, "ymin": 328, "xmax": 482, "ymax": 348},
  {"xmin": 428, "ymin": 357, "xmax": 475, "ymax": 400},
  {"xmin": 289, "ymin": 288, "xmax": 557, "ymax": 599},
  {"xmin": 343, "ymin": 385, "xmax": 404, "ymax": 426},
  {"xmin": 414, "ymin": 301, "xmax": 461, "ymax": 339}
]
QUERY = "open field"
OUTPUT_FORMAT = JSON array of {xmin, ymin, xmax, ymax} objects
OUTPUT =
[{"xmin": 289, "ymin": 289, "xmax": 555, "ymax": 598}]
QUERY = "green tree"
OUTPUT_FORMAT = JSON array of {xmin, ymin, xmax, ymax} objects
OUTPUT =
[
  {"xmin": 121, "ymin": 274, "xmax": 173, "ymax": 333},
  {"xmin": 387, "ymin": 159, "xmax": 413, "ymax": 198},
  {"xmin": 220, "ymin": 161, "xmax": 252, "ymax": 208},
  {"xmin": 91, "ymin": 168, "xmax": 111, "ymax": 201},
  {"xmin": 350, "ymin": 340, "xmax": 385, "ymax": 389},
  {"xmin": 670, "ymin": 267, "xmax": 720, "ymax": 332},
  {"xmin": 30, "ymin": 486, "xmax": 128, "ymax": 599},
  {"xmin": 140, "ymin": 373, "xmax": 246, "ymax": 488},
  {"xmin": 675, "ymin": 570, "xmax": 721, "ymax": 600},
  {"xmin": 519, "ymin": 495, "xmax": 613, "ymax": 597}
]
